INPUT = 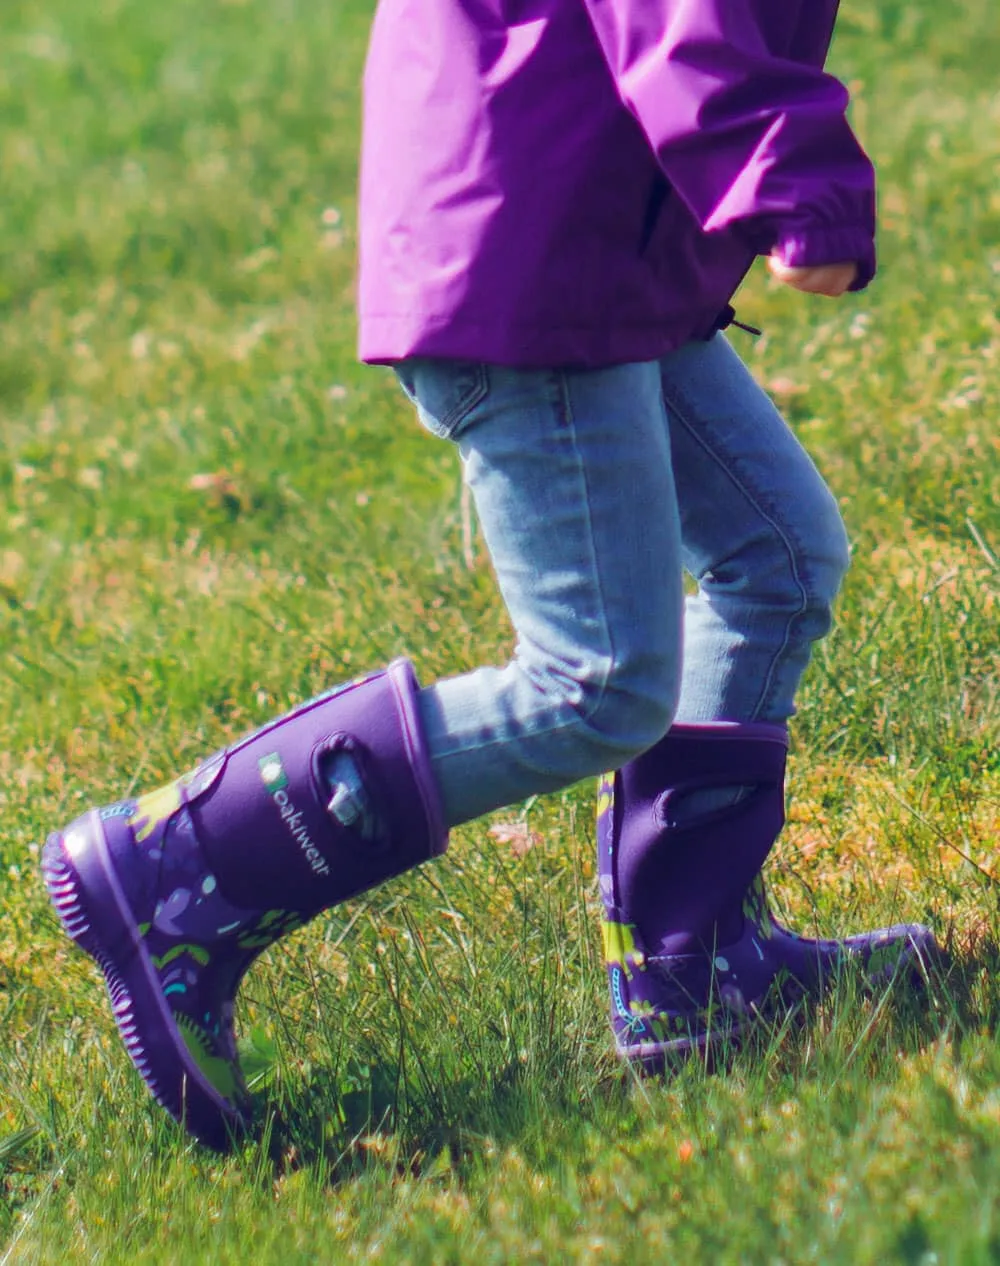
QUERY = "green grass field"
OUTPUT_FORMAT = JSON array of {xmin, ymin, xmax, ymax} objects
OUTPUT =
[{"xmin": 1, "ymin": 0, "xmax": 998, "ymax": 1260}]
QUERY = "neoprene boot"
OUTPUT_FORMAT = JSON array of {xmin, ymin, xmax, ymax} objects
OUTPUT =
[
  {"xmin": 597, "ymin": 722, "xmax": 939, "ymax": 1069},
  {"xmin": 42, "ymin": 660, "xmax": 446, "ymax": 1149}
]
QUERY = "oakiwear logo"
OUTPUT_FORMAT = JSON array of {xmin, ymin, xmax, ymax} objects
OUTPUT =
[{"xmin": 258, "ymin": 752, "xmax": 331, "ymax": 877}]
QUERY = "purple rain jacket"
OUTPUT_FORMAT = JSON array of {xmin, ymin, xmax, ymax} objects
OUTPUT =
[{"xmin": 357, "ymin": 0, "xmax": 875, "ymax": 368}]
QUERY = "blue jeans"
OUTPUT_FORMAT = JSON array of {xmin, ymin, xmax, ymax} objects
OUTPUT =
[{"xmin": 395, "ymin": 335, "xmax": 850, "ymax": 827}]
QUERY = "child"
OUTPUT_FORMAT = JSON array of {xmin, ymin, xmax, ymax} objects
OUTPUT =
[{"xmin": 43, "ymin": 0, "xmax": 939, "ymax": 1149}]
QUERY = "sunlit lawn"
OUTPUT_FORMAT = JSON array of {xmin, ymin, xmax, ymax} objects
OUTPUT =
[{"xmin": 1, "ymin": 0, "xmax": 998, "ymax": 1260}]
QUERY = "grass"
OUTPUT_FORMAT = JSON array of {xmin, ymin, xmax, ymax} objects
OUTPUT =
[{"xmin": 1, "ymin": 0, "xmax": 999, "ymax": 1260}]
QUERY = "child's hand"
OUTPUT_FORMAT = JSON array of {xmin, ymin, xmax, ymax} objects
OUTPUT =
[{"xmin": 767, "ymin": 256, "xmax": 859, "ymax": 297}]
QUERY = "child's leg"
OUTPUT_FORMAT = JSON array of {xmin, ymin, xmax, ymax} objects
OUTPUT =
[
  {"xmin": 597, "ymin": 336, "xmax": 938, "ymax": 1067},
  {"xmin": 44, "ymin": 356, "xmax": 689, "ymax": 1146},
  {"xmin": 659, "ymin": 333, "xmax": 851, "ymax": 726},
  {"xmin": 397, "ymin": 358, "xmax": 685, "ymax": 826}
]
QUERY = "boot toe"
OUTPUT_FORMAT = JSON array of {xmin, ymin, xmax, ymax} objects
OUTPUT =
[{"xmin": 846, "ymin": 922, "xmax": 944, "ymax": 988}]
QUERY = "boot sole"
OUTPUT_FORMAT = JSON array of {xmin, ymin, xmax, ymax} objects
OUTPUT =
[
  {"xmin": 42, "ymin": 814, "xmax": 245, "ymax": 1152},
  {"xmin": 616, "ymin": 1016, "xmax": 745, "ymax": 1074}
]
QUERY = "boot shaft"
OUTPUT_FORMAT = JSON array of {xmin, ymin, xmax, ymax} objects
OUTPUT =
[
  {"xmin": 192, "ymin": 659, "xmax": 446, "ymax": 910},
  {"xmin": 109, "ymin": 659, "xmax": 447, "ymax": 921},
  {"xmin": 598, "ymin": 722, "xmax": 788, "ymax": 955}
]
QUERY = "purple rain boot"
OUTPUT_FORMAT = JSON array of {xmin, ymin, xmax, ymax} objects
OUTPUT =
[
  {"xmin": 42, "ymin": 660, "xmax": 446, "ymax": 1150},
  {"xmin": 597, "ymin": 722, "xmax": 940, "ymax": 1070}
]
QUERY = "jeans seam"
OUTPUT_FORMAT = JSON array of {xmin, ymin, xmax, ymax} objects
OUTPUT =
[
  {"xmin": 660, "ymin": 376, "xmax": 810, "ymax": 723},
  {"xmin": 441, "ymin": 362, "xmax": 490, "ymax": 438},
  {"xmin": 553, "ymin": 369, "xmax": 615, "ymax": 726}
]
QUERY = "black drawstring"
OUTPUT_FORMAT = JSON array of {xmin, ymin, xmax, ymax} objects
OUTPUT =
[{"xmin": 709, "ymin": 303, "xmax": 762, "ymax": 339}]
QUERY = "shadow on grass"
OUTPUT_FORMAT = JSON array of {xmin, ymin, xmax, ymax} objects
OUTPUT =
[
  {"xmin": 249, "ymin": 1040, "xmax": 635, "ymax": 1184},
  {"xmin": 931, "ymin": 932, "xmax": 1000, "ymax": 1035},
  {"xmin": 241, "ymin": 946, "xmax": 983, "ymax": 1185}
]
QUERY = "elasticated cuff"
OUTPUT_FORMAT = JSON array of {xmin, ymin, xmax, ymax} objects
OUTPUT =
[{"xmin": 773, "ymin": 226, "xmax": 876, "ymax": 290}]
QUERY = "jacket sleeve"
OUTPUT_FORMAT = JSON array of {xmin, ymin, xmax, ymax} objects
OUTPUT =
[{"xmin": 581, "ymin": 0, "xmax": 876, "ymax": 287}]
